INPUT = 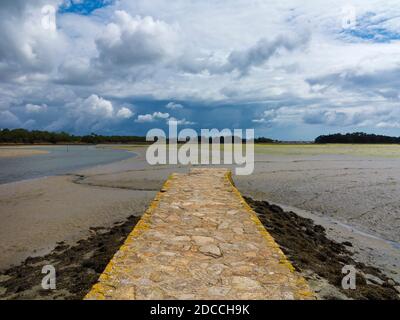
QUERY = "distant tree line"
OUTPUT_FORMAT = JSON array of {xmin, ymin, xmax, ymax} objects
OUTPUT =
[
  {"xmin": 80, "ymin": 133, "xmax": 147, "ymax": 144},
  {"xmin": 176, "ymin": 136, "xmax": 275, "ymax": 144},
  {"xmin": 191, "ymin": 136, "xmax": 275, "ymax": 143},
  {"xmin": 0, "ymin": 128, "xmax": 147, "ymax": 144},
  {"xmin": 0, "ymin": 128, "xmax": 276, "ymax": 144},
  {"xmin": 315, "ymin": 132, "xmax": 400, "ymax": 144},
  {"xmin": 254, "ymin": 137, "xmax": 275, "ymax": 143}
]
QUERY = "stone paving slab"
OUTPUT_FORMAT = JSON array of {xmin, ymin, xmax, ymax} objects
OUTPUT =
[{"xmin": 85, "ymin": 168, "xmax": 314, "ymax": 300}]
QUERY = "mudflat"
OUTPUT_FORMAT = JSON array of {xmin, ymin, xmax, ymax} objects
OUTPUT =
[
  {"xmin": 235, "ymin": 144, "xmax": 400, "ymax": 285},
  {"xmin": 0, "ymin": 147, "xmax": 185, "ymax": 272},
  {"xmin": 0, "ymin": 145, "xmax": 399, "ymax": 299}
]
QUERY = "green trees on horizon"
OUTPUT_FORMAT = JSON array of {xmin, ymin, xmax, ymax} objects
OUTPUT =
[
  {"xmin": 315, "ymin": 132, "xmax": 400, "ymax": 144},
  {"xmin": 0, "ymin": 128, "xmax": 147, "ymax": 144},
  {"xmin": 0, "ymin": 128, "xmax": 276, "ymax": 144},
  {"xmin": 3, "ymin": 128, "xmax": 397, "ymax": 145}
]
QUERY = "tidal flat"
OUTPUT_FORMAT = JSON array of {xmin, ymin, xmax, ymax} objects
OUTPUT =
[
  {"xmin": 235, "ymin": 144, "xmax": 400, "ymax": 285},
  {"xmin": 0, "ymin": 147, "xmax": 49, "ymax": 158},
  {"xmin": 0, "ymin": 144, "xmax": 399, "ymax": 299}
]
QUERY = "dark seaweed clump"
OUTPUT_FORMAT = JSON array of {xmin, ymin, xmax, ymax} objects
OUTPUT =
[
  {"xmin": 0, "ymin": 215, "xmax": 140, "ymax": 300},
  {"xmin": 244, "ymin": 196, "xmax": 399, "ymax": 300}
]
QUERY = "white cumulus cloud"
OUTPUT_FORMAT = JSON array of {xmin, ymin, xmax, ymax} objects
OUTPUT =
[
  {"xmin": 167, "ymin": 117, "xmax": 195, "ymax": 125},
  {"xmin": 166, "ymin": 102, "xmax": 184, "ymax": 109},
  {"xmin": 116, "ymin": 107, "xmax": 134, "ymax": 119},
  {"xmin": 135, "ymin": 111, "xmax": 170, "ymax": 123},
  {"xmin": 95, "ymin": 10, "xmax": 178, "ymax": 68}
]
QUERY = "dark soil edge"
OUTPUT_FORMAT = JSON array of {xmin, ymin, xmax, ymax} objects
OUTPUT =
[
  {"xmin": 0, "ymin": 215, "xmax": 140, "ymax": 300},
  {"xmin": 244, "ymin": 196, "xmax": 400, "ymax": 300},
  {"xmin": 1, "ymin": 197, "xmax": 399, "ymax": 300}
]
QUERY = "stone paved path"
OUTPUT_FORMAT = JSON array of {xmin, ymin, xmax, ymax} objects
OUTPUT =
[{"xmin": 85, "ymin": 168, "xmax": 314, "ymax": 299}]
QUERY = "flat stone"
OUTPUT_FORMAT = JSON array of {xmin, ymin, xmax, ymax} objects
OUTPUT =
[
  {"xmin": 218, "ymin": 221, "xmax": 230, "ymax": 230},
  {"xmin": 231, "ymin": 276, "xmax": 263, "ymax": 290},
  {"xmin": 192, "ymin": 212, "xmax": 205, "ymax": 217},
  {"xmin": 146, "ymin": 288, "xmax": 165, "ymax": 299},
  {"xmin": 244, "ymin": 251, "xmax": 257, "ymax": 258},
  {"xmin": 149, "ymin": 272, "xmax": 166, "ymax": 282},
  {"xmin": 199, "ymin": 244, "xmax": 222, "ymax": 258},
  {"xmin": 192, "ymin": 235, "xmax": 215, "ymax": 245},
  {"xmin": 182, "ymin": 202, "xmax": 194, "ymax": 206},
  {"xmin": 177, "ymin": 293, "xmax": 195, "ymax": 299},
  {"xmin": 172, "ymin": 235, "xmax": 191, "ymax": 242},
  {"xmin": 281, "ymin": 292, "xmax": 295, "ymax": 300},
  {"xmin": 181, "ymin": 244, "xmax": 192, "ymax": 251},
  {"xmin": 159, "ymin": 265, "xmax": 175, "ymax": 273},
  {"xmin": 113, "ymin": 286, "xmax": 136, "ymax": 300},
  {"xmin": 160, "ymin": 251, "xmax": 177, "ymax": 256},
  {"xmin": 137, "ymin": 278, "xmax": 153, "ymax": 286},
  {"xmin": 232, "ymin": 227, "xmax": 244, "ymax": 234},
  {"xmin": 207, "ymin": 263, "xmax": 226, "ymax": 275},
  {"xmin": 208, "ymin": 286, "xmax": 231, "ymax": 296},
  {"xmin": 232, "ymin": 265, "xmax": 254, "ymax": 275}
]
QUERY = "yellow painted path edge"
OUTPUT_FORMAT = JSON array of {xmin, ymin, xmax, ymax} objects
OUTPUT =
[
  {"xmin": 85, "ymin": 170, "xmax": 314, "ymax": 300},
  {"xmin": 84, "ymin": 174, "xmax": 176, "ymax": 300},
  {"xmin": 225, "ymin": 171, "xmax": 315, "ymax": 299}
]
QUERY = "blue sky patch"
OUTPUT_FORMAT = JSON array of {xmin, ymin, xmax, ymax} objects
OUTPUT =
[
  {"xmin": 59, "ymin": 0, "xmax": 113, "ymax": 15},
  {"xmin": 340, "ymin": 12, "xmax": 400, "ymax": 43}
]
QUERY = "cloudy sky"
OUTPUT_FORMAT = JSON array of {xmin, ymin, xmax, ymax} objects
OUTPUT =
[{"xmin": 1, "ymin": 0, "xmax": 400, "ymax": 140}]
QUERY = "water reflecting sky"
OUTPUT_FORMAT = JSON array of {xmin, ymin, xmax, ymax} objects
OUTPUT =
[{"xmin": 0, "ymin": 146, "xmax": 134, "ymax": 184}]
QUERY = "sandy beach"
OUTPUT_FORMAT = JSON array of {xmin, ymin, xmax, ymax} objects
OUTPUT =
[{"xmin": 0, "ymin": 145, "xmax": 399, "ymax": 299}]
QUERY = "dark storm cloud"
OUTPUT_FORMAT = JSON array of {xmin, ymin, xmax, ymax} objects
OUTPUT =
[
  {"xmin": 178, "ymin": 33, "xmax": 310, "ymax": 76},
  {"xmin": 224, "ymin": 33, "xmax": 310, "ymax": 75},
  {"xmin": 307, "ymin": 67, "xmax": 400, "ymax": 100}
]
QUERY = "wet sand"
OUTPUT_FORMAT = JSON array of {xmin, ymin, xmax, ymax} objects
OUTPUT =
[
  {"xmin": 0, "ymin": 145, "xmax": 399, "ymax": 299},
  {"xmin": 0, "ymin": 175, "xmax": 156, "ymax": 271},
  {"xmin": 234, "ymin": 151, "xmax": 400, "ymax": 284},
  {"xmin": 0, "ymin": 147, "xmax": 189, "ymax": 299},
  {"xmin": 0, "ymin": 147, "xmax": 48, "ymax": 158},
  {"xmin": 0, "ymin": 148, "xmax": 187, "ymax": 272}
]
